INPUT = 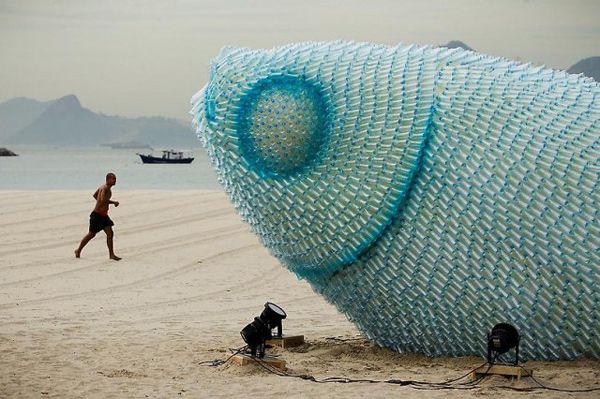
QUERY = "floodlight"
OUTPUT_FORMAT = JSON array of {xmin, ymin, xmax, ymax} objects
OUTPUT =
[
  {"xmin": 260, "ymin": 302, "xmax": 287, "ymax": 338},
  {"xmin": 487, "ymin": 323, "xmax": 520, "ymax": 365},
  {"xmin": 240, "ymin": 317, "xmax": 269, "ymax": 358},
  {"xmin": 240, "ymin": 302, "xmax": 287, "ymax": 358}
]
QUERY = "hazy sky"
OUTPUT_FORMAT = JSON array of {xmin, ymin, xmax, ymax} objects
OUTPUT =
[{"xmin": 1, "ymin": 0, "xmax": 598, "ymax": 120}]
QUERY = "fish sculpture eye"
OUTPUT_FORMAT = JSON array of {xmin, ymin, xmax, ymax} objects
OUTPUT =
[{"xmin": 236, "ymin": 76, "xmax": 330, "ymax": 177}]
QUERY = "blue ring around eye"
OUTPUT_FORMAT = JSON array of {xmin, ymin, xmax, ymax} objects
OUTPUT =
[{"xmin": 236, "ymin": 75, "xmax": 331, "ymax": 178}]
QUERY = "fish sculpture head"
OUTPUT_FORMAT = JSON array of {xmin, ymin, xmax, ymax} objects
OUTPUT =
[
  {"xmin": 191, "ymin": 42, "xmax": 433, "ymax": 282},
  {"xmin": 192, "ymin": 41, "xmax": 599, "ymax": 360}
]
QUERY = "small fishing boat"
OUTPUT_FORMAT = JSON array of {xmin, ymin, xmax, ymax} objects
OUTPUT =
[{"xmin": 137, "ymin": 150, "xmax": 194, "ymax": 164}]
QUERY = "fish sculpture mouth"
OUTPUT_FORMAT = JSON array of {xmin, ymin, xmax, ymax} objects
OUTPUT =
[{"xmin": 193, "ymin": 44, "xmax": 434, "ymax": 280}]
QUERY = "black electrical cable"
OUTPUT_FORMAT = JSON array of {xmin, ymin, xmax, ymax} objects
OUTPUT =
[
  {"xmin": 324, "ymin": 336, "xmax": 366, "ymax": 343},
  {"xmin": 198, "ymin": 345, "xmax": 248, "ymax": 367},
  {"xmin": 199, "ymin": 344, "xmax": 600, "ymax": 393},
  {"xmin": 439, "ymin": 359, "xmax": 490, "ymax": 385},
  {"xmin": 198, "ymin": 347, "xmax": 491, "ymax": 390},
  {"xmin": 246, "ymin": 353, "xmax": 492, "ymax": 391},
  {"xmin": 517, "ymin": 365, "xmax": 600, "ymax": 393}
]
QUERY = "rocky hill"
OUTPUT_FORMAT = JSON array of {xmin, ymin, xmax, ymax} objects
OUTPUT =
[
  {"xmin": 567, "ymin": 56, "xmax": 600, "ymax": 81},
  {"xmin": 440, "ymin": 40, "xmax": 474, "ymax": 51},
  {"xmin": 0, "ymin": 97, "xmax": 54, "ymax": 143},
  {"xmin": 0, "ymin": 95, "xmax": 198, "ymax": 147}
]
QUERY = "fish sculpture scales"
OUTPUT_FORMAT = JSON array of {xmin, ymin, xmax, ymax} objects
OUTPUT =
[{"xmin": 191, "ymin": 41, "xmax": 599, "ymax": 360}]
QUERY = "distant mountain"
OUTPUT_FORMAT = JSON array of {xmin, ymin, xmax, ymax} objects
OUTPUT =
[
  {"xmin": 2, "ymin": 94, "xmax": 199, "ymax": 147},
  {"xmin": 567, "ymin": 57, "xmax": 600, "ymax": 81},
  {"xmin": 0, "ymin": 97, "xmax": 55, "ymax": 143},
  {"xmin": 441, "ymin": 40, "xmax": 474, "ymax": 51},
  {"xmin": 9, "ymin": 95, "xmax": 122, "ymax": 146}
]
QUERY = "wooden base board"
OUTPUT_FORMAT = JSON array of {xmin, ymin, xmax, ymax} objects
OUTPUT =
[
  {"xmin": 228, "ymin": 353, "xmax": 286, "ymax": 369},
  {"xmin": 470, "ymin": 364, "xmax": 532, "ymax": 381},
  {"xmin": 266, "ymin": 335, "xmax": 305, "ymax": 348}
]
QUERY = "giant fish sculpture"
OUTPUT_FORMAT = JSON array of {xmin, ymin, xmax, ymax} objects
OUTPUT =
[{"xmin": 191, "ymin": 41, "xmax": 599, "ymax": 360}]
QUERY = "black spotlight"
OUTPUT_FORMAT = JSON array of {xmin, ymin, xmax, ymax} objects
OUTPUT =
[
  {"xmin": 260, "ymin": 302, "xmax": 287, "ymax": 339},
  {"xmin": 240, "ymin": 302, "xmax": 287, "ymax": 358},
  {"xmin": 240, "ymin": 317, "xmax": 270, "ymax": 358},
  {"xmin": 487, "ymin": 323, "xmax": 520, "ymax": 365}
]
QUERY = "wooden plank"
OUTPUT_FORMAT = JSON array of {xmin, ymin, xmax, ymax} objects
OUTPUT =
[
  {"xmin": 228, "ymin": 353, "xmax": 286, "ymax": 369},
  {"xmin": 266, "ymin": 335, "xmax": 305, "ymax": 348},
  {"xmin": 470, "ymin": 364, "xmax": 533, "ymax": 381}
]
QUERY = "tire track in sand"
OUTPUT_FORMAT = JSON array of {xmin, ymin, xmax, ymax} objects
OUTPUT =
[
  {"xmin": 0, "ymin": 255, "xmax": 298, "ymax": 328},
  {"xmin": 0, "ymin": 205, "xmax": 237, "ymax": 261},
  {"xmin": 0, "ymin": 191, "xmax": 223, "ymax": 231},
  {"xmin": 0, "ymin": 242, "xmax": 259, "ymax": 311},
  {"xmin": 0, "ymin": 223, "xmax": 250, "ymax": 286}
]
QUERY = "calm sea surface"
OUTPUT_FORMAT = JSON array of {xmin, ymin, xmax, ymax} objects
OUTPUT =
[{"xmin": 0, "ymin": 146, "xmax": 221, "ymax": 190}]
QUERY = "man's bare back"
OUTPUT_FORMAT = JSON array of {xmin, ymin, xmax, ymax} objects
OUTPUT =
[{"xmin": 75, "ymin": 173, "xmax": 121, "ymax": 260}]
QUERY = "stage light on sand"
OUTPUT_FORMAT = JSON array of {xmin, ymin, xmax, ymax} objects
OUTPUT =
[
  {"xmin": 240, "ymin": 302, "xmax": 287, "ymax": 358},
  {"xmin": 487, "ymin": 323, "xmax": 520, "ymax": 365}
]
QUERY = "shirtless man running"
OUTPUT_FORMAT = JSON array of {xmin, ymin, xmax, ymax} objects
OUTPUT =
[{"xmin": 75, "ymin": 172, "xmax": 121, "ymax": 260}]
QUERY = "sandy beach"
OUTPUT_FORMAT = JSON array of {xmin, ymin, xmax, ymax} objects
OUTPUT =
[{"xmin": 1, "ymin": 190, "xmax": 598, "ymax": 398}]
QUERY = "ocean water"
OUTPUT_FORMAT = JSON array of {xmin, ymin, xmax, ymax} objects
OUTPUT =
[{"xmin": 0, "ymin": 146, "xmax": 221, "ymax": 190}]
